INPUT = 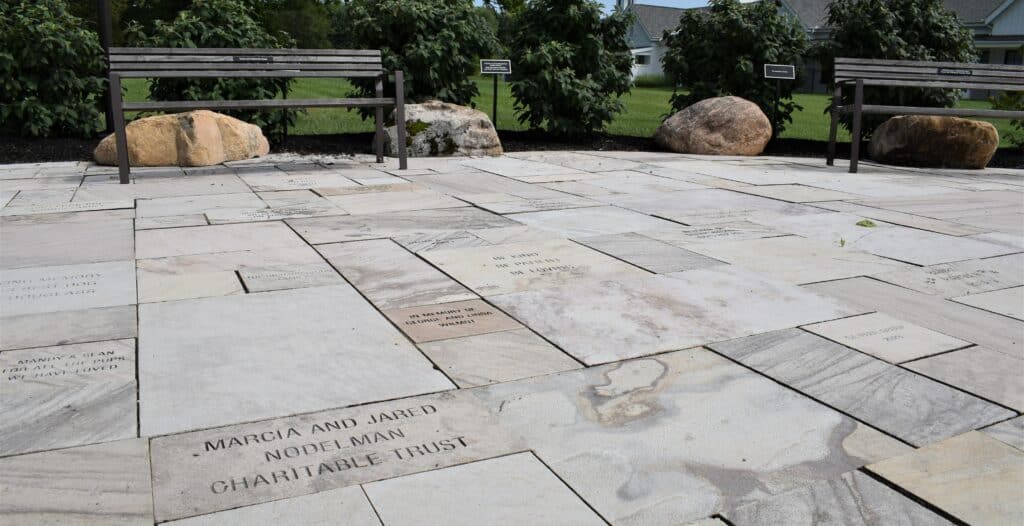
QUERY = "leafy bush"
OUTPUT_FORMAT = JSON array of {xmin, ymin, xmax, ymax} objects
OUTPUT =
[
  {"xmin": 124, "ymin": 0, "xmax": 295, "ymax": 136},
  {"xmin": 258, "ymin": 0, "xmax": 335, "ymax": 49},
  {"xmin": 991, "ymin": 89, "xmax": 1024, "ymax": 151},
  {"xmin": 633, "ymin": 74, "xmax": 672, "ymax": 88},
  {"xmin": 509, "ymin": 0, "xmax": 634, "ymax": 137},
  {"xmin": 0, "ymin": 0, "xmax": 106, "ymax": 138},
  {"xmin": 334, "ymin": 0, "xmax": 497, "ymax": 110},
  {"xmin": 819, "ymin": 0, "xmax": 976, "ymax": 138},
  {"xmin": 661, "ymin": 0, "xmax": 808, "ymax": 134}
]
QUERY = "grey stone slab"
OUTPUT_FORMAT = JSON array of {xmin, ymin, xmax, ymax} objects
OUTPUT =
[
  {"xmin": 506, "ymin": 151, "xmax": 642, "ymax": 172},
  {"xmin": 1, "ymin": 207, "xmax": 134, "ymax": 226},
  {"xmin": 364, "ymin": 452, "xmax": 607, "ymax": 526},
  {"xmin": 0, "ymin": 439, "xmax": 153, "ymax": 525},
  {"xmin": 203, "ymin": 203, "xmax": 346, "ymax": 224},
  {"xmin": 238, "ymin": 262, "xmax": 345, "ymax": 293},
  {"xmin": 150, "ymin": 390, "xmax": 518, "ymax": 522},
  {"xmin": 421, "ymin": 239, "xmax": 648, "ymax": 296},
  {"xmin": 952, "ymin": 212, "xmax": 1024, "ymax": 235},
  {"xmin": 316, "ymin": 182, "xmax": 419, "ymax": 197},
  {"xmin": 852, "ymin": 190, "xmax": 1023, "ymax": 221},
  {"xmin": 139, "ymin": 285, "xmax": 454, "ymax": 436},
  {"xmin": 872, "ymin": 253, "xmax": 1023, "ymax": 298},
  {"xmin": 868, "ymin": 432, "xmax": 1024, "ymax": 525},
  {"xmin": 2, "ymin": 260, "xmax": 137, "ymax": 316},
  {"xmin": 135, "ymin": 214, "xmax": 208, "ymax": 230},
  {"xmin": 734, "ymin": 184, "xmax": 858, "ymax": 203},
  {"xmin": 807, "ymin": 277, "xmax": 1024, "ymax": 360},
  {"xmin": 0, "ymin": 305, "xmax": 137, "ymax": 351},
  {"xmin": 766, "ymin": 212, "xmax": 1014, "ymax": 266},
  {"xmin": 318, "ymin": 239, "xmax": 475, "ymax": 310},
  {"xmin": 904, "ymin": 346, "xmax": 1024, "ymax": 411},
  {"xmin": 491, "ymin": 267, "xmax": 863, "ymax": 365},
  {"xmin": 75, "ymin": 174, "xmax": 249, "ymax": 200},
  {"xmin": 982, "ymin": 416, "xmax": 1024, "ymax": 451},
  {"xmin": 0, "ymin": 175, "xmax": 81, "ymax": 192},
  {"xmin": 6, "ymin": 188, "xmax": 79, "ymax": 207},
  {"xmin": 135, "ymin": 193, "xmax": 266, "ymax": 218},
  {"xmin": 474, "ymin": 195, "xmax": 604, "ymax": 214},
  {"xmin": 383, "ymin": 299, "xmax": 521, "ymax": 343},
  {"xmin": 137, "ymin": 269, "xmax": 244, "ymax": 303},
  {"xmin": 580, "ymin": 171, "xmax": 706, "ymax": 194},
  {"xmin": 577, "ymin": 232, "xmax": 727, "ymax": 273},
  {"xmin": 638, "ymin": 221, "xmax": 785, "ymax": 245},
  {"xmin": 472, "ymin": 349, "xmax": 912, "ymax": 525},
  {"xmin": 726, "ymin": 470, "xmax": 954, "ymax": 526},
  {"xmin": 509, "ymin": 205, "xmax": 679, "ymax": 238},
  {"xmin": 1, "ymin": 340, "xmax": 136, "ymax": 456},
  {"xmin": 803, "ymin": 312, "xmax": 969, "ymax": 363},
  {"xmin": 287, "ymin": 207, "xmax": 515, "ymax": 244},
  {"xmin": 708, "ymin": 329, "xmax": 1014, "ymax": 446},
  {"xmin": 605, "ymin": 189, "xmax": 828, "ymax": 225},
  {"xmin": 393, "ymin": 230, "xmax": 492, "ymax": 253},
  {"xmin": 815, "ymin": 201, "xmax": 985, "ymax": 236},
  {"xmin": 240, "ymin": 171, "xmax": 360, "ymax": 191},
  {"xmin": 167, "ymin": 486, "xmax": 381, "ymax": 526},
  {"xmin": 326, "ymin": 188, "xmax": 465, "ymax": 215},
  {"xmin": 0, "ymin": 200, "xmax": 134, "ymax": 216},
  {"xmin": 418, "ymin": 328, "xmax": 581, "ymax": 387},
  {"xmin": 135, "ymin": 221, "xmax": 308, "ymax": 259},
  {"xmin": 136, "ymin": 246, "xmax": 324, "ymax": 276},
  {"xmin": 953, "ymin": 286, "xmax": 1024, "ymax": 320},
  {"xmin": 459, "ymin": 157, "xmax": 590, "ymax": 178},
  {"xmin": 469, "ymin": 225, "xmax": 560, "ymax": 244},
  {"xmin": 690, "ymin": 236, "xmax": 909, "ymax": 285},
  {"xmin": 0, "ymin": 219, "xmax": 134, "ymax": 269},
  {"xmin": 411, "ymin": 171, "xmax": 569, "ymax": 200}
]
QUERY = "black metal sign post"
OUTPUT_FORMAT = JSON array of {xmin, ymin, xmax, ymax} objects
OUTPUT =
[
  {"xmin": 763, "ymin": 64, "xmax": 796, "ymax": 139},
  {"xmin": 480, "ymin": 59, "xmax": 511, "ymax": 128},
  {"xmin": 98, "ymin": 0, "xmax": 114, "ymax": 132}
]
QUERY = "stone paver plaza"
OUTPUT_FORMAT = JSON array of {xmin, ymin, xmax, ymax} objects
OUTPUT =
[{"xmin": 1, "ymin": 151, "xmax": 1022, "ymax": 525}]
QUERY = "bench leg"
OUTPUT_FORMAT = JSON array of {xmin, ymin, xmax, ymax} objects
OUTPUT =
[
  {"xmin": 827, "ymin": 85, "xmax": 841, "ymax": 166},
  {"xmin": 849, "ymin": 79, "xmax": 864, "ymax": 174},
  {"xmin": 395, "ymin": 70, "xmax": 408, "ymax": 170},
  {"xmin": 109, "ymin": 74, "xmax": 131, "ymax": 184},
  {"xmin": 374, "ymin": 75, "xmax": 384, "ymax": 164}
]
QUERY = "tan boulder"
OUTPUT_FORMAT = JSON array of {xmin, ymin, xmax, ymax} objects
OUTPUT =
[
  {"xmin": 94, "ymin": 110, "xmax": 270, "ymax": 167},
  {"xmin": 655, "ymin": 96, "xmax": 772, "ymax": 156},
  {"xmin": 386, "ymin": 100, "xmax": 502, "ymax": 157},
  {"xmin": 869, "ymin": 115, "xmax": 998, "ymax": 169}
]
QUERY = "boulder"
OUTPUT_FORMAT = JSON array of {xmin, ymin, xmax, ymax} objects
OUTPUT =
[
  {"xmin": 94, "ymin": 110, "xmax": 270, "ymax": 167},
  {"xmin": 386, "ymin": 101, "xmax": 502, "ymax": 157},
  {"xmin": 868, "ymin": 115, "xmax": 998, "ymax": 169},
  {"xmin": 655, "ymin": 96, "xmax": 772, "ymax": 156}
]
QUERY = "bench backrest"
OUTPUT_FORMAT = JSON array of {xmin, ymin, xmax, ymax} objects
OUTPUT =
[
  {"xmin": 835, "ymin": 57, "xmax": 1024, "ymax": 92},
  {"xmin": 108, "ymin": 47, "xmax": 385, "ymax": 79}
]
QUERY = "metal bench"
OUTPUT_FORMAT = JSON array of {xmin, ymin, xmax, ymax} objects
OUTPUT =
[
  {"xmin": 107, "ymin": 47, "xmax": 408, "ymax": 184},
  {"xmin": 826, "ymin": 57, "xmax": 1024, "ymax": 173}
]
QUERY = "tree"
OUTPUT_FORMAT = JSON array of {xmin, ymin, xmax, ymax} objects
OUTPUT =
[
  {"xmin": 509, "ymin": 0, "xmax": 634, "ymax": 137},
  {"xmin": 661, "ymin": 0, "xmax": 809, "ymax": 134},
  {"xmin": 1, "ymin": 0, "xmax": 107, "ymax": 138},
  {"xmin": 334, "ymin": 0, "xmax": 497, "ymax": 111},
  {"xmin": 124, "ymin": 0, "xmax": 295, "ymax": 136},
  {"xmin": 819, "ymin": 0, "xmax": 976, "ymax": 137},
  {"xmin": 258, "ymin": 0, "xmax": 336, "ymax": 49}
]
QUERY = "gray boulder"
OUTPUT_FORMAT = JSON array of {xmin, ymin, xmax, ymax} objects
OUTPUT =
[
  {"xmin": 387, "ymin": 101, "xmax": 502, "ymax": 157},
  {"xmin": 655, "ymin": 96, "xmax": 772, "ymax": 156}
]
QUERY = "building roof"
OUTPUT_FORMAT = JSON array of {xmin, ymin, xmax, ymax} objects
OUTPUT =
[
  {"xmin": 629, "ymin": 3, "xmax": 696, "ymax": 42},
  {"xmin": 780, "ymin": 0, "xmax": 829, "ymax": 30},
  {"xmin": 943, "ymin": 0, "xmax": 1007, "ymax": 24}
]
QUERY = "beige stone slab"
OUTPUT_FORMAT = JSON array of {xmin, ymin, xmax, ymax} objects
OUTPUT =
[
  {"xmin": 364, "ymin": 452, "xmax": 607, "ymax": 526},
  {"xmin": 75, "ymin": 173, "xmax": 249, "ymax": 200},
  {"xmin": 134, "ymin": 214, "xmax": 208, "ymax": 230},
  {"xmin": 0, "ymin": 200, "xmax": 134, "ymax": 216},
  {"xmin": 137, "ymin": 270, "xmax": 244, "ymax": 303},
  {"xmin": 240, "ymin": 171, "xmax": 360, "ymax": 191},
  {"xmin": 0, "ymin": 305, "xmax": 137, "ymax": 351},
  {"xmin": 418, "ymin": 328, "xmax": 581, "ymax": 387},
  {"xmin": 383, "ymin": 299, "xmax": 521, "ymax": 343},
  {"xmin": 288, "ymin": 207, "xmax": 514, "ymax": 244},
  {"xmin": 577, "ymin": 232, "xmax": 727, "ymax": 273},
  {"xmin": 982, "ymin": 416, "xmax": 1024, "ymax": 451},
  {"xmin": 0, "ymin": 439, "xmax": 153, "ymax": 525},
  {"xmin": 422, "ymin": 239, "xmax": 648, "ymax": 295},
  {"xmin": 204, "ymin": 204, "xmax": 346, "ymax": 224},
  {"xmin": 475, "ymin": 195, "xmax": 604, "ymax": 214},
  {"xmin": 804, "ymin": 312, "xmax": 969, "ymax": 363},
  {"xmin": 326, "ymin": 188, "xmax": 465, "ymax": 215},
  {"xmin": 873, "ymin": 253, "xmax": 1023, "ymax": 298},
  {"xmin": 135, "ymin": 222, "xmax": 308, "ymax": 259},
  {"xmin": 238, "ymin": 262, "xmax": 345, "ymax": 293},
  {"xmin": 509, "ymin": 205, "xmax": 678, "ymax": 238},
  {"xmin": 393, "ymin": 230, "xmax": 492, "ymax": 253},
  {"xmin": 1, "ymin": 207, "xmax": 133, "ymax": 225},
  {"xmin": 953, "ymin": 286, "xmax": 1024, "ymax": 320},
  {"xmin": 136, "ymin": 246, "xmax": 324, "ymax": 276},
  {"xmin": 318, "ymin": 239, "xmax": 475, "ymax": 309},
  {"xmin": 868, "ymin": 432, "xmax": 1024, "ymax": 525},
  {"xmin": 150, "ymin": 391, "xmax": 518, "ymax": 522},
  {"xmin": 0, "ymin": 175, "xmax": 81, "ymax": 192},
  {"xmin": 638, "ymin": 221, "xmax": 785, "ymax": 245},
  {"xmin": 0, "ymin": 340, "xmax": 136, "ymax": 456},
  {"xmin": 2, "ymin": 260, "xmax": 137, "ymax": 316},
  {"xmin": 690, "ymin": 235, "xmax": 908, "ymax": 285},
  {"xmin": 816, "ymin": 201, "xmax": 985, "ymax": 236},
  {"xmin": 469, "ymin": 225, "xmax": 560, "ymax": 245},
  {"xmin": 166, "ymin": 486, "xmax": 381, "ymax": 526},
  {"xmin": 905, "ymin": 346, "xmax": 1024, "ymax": 411},
  {"xmin": 314, "ymin": 182, "xmax": 419, "ymax": 196},
  {"xmin": 734, "ymin": 184, "xmax": 857, "ymax": 203},
  {"xmin": 0, "ymin": 219, "xmax": 135, "ymax": 269},
  {"xmin": 807, "ymin": 277, "xmax": 1024, "ymax": 360},
  {"xmin": 135, "ymin": 193, "xmax": 266, "ymax": 218}
]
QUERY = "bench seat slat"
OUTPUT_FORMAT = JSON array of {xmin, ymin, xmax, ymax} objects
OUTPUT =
[
  {"xmin": 834, "ymin": 104, "xmax": 1024, "ymax": 119},
  {"xmin": 122, "ymin": 98, "xmax": 397, "ymax": 112},
  {"xmin": 836, "ymin": 64, "xmax": 1024, "ymax": 79},
  {"xmin": 112, "ymin": 63, "xmax": 384, "ymax": 71},
  {"xmin": 116, "ymin": 70, "xmax": 383, "ymax": 79},
  {"xmin": 836, "ymin": 78, "xmax": 1024, "ymax": 91},
  {"xmin": 110, "ymin": 55, "xmax": 383, "ymax": 65},
  {"xmin": 109, "ymin": 47, "xmax": 381, "ymax": 57},
  {"xmin": 836, "ymin": 57, "xmax": 1024, "ymax": 71},
  {"xmin": 836, "ymin": 71, "xmax": 1024, "ymax": 85}
]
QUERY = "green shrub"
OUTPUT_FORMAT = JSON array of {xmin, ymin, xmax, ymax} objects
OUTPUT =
[
  {"xmin": 991, "ymin": 89, "xmax": 1024, "ymax": 151},
  {"xmin": 819, "ymin": 0, "xmax": 976, "ymax": 138},
  {"xmin": 633, "ymin": 74, "xmax": 672, "ymax": 88},
  {"xmin": 510, "ymin": 0, "xmax": 634, "ymax": 137},
  {"xmin": 0, "ymin": 0, "xmax": 106, "ymax": 138},
  {"xmin": 334, "ymin": 0, "xmax": 497, "ymax": 111},
  {"xmin": 258, "ymin": 0, "xmax": 335, "ymax": 49},
  {"xmin": 661, "ymin": 0, "xmax": 808, "ymax": 134},
  {"xmin": 124, "ymin": 0, "xmax": 295, "ymax": 136}
]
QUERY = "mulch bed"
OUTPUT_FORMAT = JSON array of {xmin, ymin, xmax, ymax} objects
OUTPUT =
[{"xmin": 2, "ymin": 132, "xmax": 1021, "ymax": 169}]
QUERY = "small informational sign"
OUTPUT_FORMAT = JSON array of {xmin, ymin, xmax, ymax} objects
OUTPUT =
[
  {"xmin": 480, "ymin": 59, "xmax": 512, "ymax": 75},
  {"xmin": 764, "ymin": 64, "xmax": 796, "ymax": 80}
]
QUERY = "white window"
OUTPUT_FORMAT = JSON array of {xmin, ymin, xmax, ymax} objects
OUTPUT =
[{"xmin": 635, "ymin": 55, "xmax": 651, "ymax": 65}]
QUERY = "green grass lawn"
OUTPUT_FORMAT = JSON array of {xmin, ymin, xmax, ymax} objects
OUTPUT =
[{"xmin": 123, "ymin": 77, "xmax": 1016, "ymax": 147}]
